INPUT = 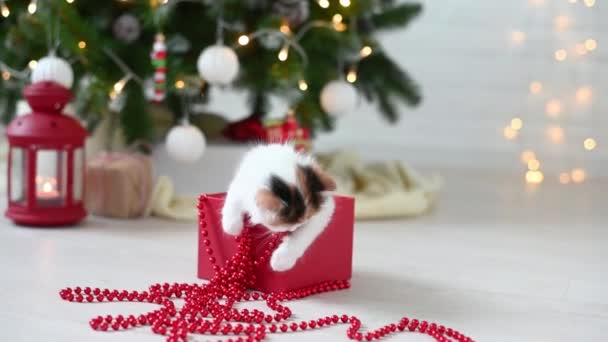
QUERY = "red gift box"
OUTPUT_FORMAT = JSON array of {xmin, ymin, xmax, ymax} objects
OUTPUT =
[{"xmin": 197, "ymin": 193, "xmax": 354, "ymax": 293}]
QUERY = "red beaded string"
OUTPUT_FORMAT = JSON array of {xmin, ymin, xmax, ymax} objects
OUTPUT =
[{"xmin": 59, "ymin": 200, "xmax": 474, "ymax": 342}]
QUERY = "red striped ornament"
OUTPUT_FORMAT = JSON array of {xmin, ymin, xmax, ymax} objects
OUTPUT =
[{"xmin": 151, "ymin": 33, "xmax": 167, "ymax": 103}]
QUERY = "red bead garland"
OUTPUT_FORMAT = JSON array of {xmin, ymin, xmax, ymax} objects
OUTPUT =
[{"xmin": 59, "ymin": 220, "xmax": 474, "ymax": 342}]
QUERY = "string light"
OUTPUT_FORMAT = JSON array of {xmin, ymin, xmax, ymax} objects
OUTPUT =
[
  {"xmin": 113, "ymin": 75, "xmax": 130, "ymax": 94},
  {"xmin": 583, "ymin": 0, "xmax": 595, "ymax": 7},
  {"xmin": 584, "ymin": 38, "xmax": 597, "ymax": 51},
  {"xmin": 521, "ymin": 150, "xmax": 536, "ymax": 164},
  {"xmin": 583, "ymin": 138, "xmax": 597, "ymax": 151},
  {"xmin": 2, "ymin": 70, "xmax": 10, "ymax": 80},
  {"xmin": 571, "ymin": 168, "xmax": 586, "ymax": 183},
  {"xmin": 525, "ymin": 170, "xmax": 544, "ymax": 184},
  {"xmin": 559, "ymin": 172, "xmax": 571, "ymax": 184},
  {"xmin": 278, "ymin": 46, "xmax": 289, "ymax": 61},
  {"xmin": 1, "ymin": 2, "xmax": 9, "ymax": 18},
  {"xmin": 360, "ymin": 46, "xmax": 372, "ymax": 58},
  {"xmin": 78, "ymin": 41, "xmax": 87, "ymax": 49},
  {"xmin": 298, "ymin": 79, "xmax": 308, "ymax": 91},
  {"xmin": 280, "ymin": 24, "xmax": 291, "ymax": 35},
  {"xmin": 332, "ymin": 14, "xmax": 343, "ymax": 24},
  {"xmin": 554, "ymin": 49, "xmax": 567, "ymax": 61},
  {"xmin": 317, "ymin": 0, "xmax": 329, "ymax": 9},
  {"xmin": 529, "ymin": 81, "xmax": 542, "ymax": 94},
  {"xmin": 339, "ymin": 0, "xmax": 351, "ymax": 7},
  {"xmin": 545, "ymin": 99, "xmax": 562, "ymax": 118},
  {"xmin": 575, "ymin": 86, "xmax": 592, "ymax": 104},
  {"xmin": 238, "ymin": 35, "xmax": 250, "ymax": 46},
  {"xmin": 510, "ymin": 117, "xmax": 523, "ymax": 130},
  {"xmin": 27, "ymin": 0, "xmax": 37, "ymax": 14},
  {"xmin": 527, "ymin": 159, "xmax": 540, "ymax": 171},
  {"xmin": 503, "ymin": 126, "xmax": 518, "ymax": 140},
  {"xmin": 346, "ymin": 68, "xmax": 357, "ymax": 83},
  {"xmin": 66, "ymin": 0, "xmax": 75, "ymax": 3},
  {"xmin": 510, "ymin": 30, "xmax": 526, "ymax": 45},
  {"xmin": 175, "ymin": 79, "xmax": 185, "ymax": 89},
  {"xmin": 553, "ymin": 15, "xmax": 571, "ymax": 32},
  {"xmin": 546, "ymin": 125, "xmax": 564, "ymax": 144},
  {"xmin": 28, "ymin": 60, "xmax": 38, "ymax": 69}
]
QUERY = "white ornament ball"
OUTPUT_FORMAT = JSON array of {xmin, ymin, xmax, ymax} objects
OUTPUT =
[
  {"xmin": 165, "ymin": 124, "xmax": 206, "ymax": 163},
  {"xmin": 112, "ymin": 13, "xmax": 141, "ymax": 43},
  {"xmin": 197, "ymin": 45, "xmax": 239, "ymax": 85},
  {"xmin": 31, "ymin": 55, "xmax": 74, "ymax": 89},
  {"xmin": 320, "ymin": 80, "xmax": 358, "ymax": 116}
]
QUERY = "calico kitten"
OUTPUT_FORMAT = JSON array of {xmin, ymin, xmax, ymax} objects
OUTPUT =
[{"xmin": 222, "ymin": 144, "xmax": 336, "ymax": 272}]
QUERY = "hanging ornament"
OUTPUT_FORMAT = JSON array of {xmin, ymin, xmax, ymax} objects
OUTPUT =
[
  {"xmin": 197, "ymin": 45, "xmax": 239, "ymax": 86},
  {"xmin": 165, "ymin": 122, "xmax": 206, "ymax": 163},
  {"xmin": 320, "ymin": 80, "xmax": 358, "ymax": 116},
  {"xmin": 273, "ymin": 0, "xmax": 310, "ymax": 27},
  {"xmin": 30, "ymin": 55, "xmax": 74, "ymax": 89},
  {"xmin": 151, "ymin": 33, "xmax": 167, "ymax": 103},
  {"xmin": 112, "ymin": 14, "xmax": 141, "ymax": 44}
]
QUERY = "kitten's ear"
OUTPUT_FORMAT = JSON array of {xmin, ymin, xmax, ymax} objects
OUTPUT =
[
  {"xmin": 255, "ymin": 189, "xmax": 283, "ymax": 212},
  {"xmin": 312, "ymin": 164, "xmax": 337, "ymax": 191}
]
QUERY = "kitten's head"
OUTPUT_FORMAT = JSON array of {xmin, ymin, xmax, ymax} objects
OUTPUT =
[{"xmin": 254, "ymin": 164, "xmax": 336, "ymax": 232}]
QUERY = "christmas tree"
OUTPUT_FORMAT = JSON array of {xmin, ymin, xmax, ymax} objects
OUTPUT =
[{"xmin": 0, "ymin": 0, "xmax": 422, "ymax": 144}]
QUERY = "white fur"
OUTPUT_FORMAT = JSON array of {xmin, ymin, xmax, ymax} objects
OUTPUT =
[{"xmin": 222, "ymin": 144, "xmax": 335, "ymax": 272}]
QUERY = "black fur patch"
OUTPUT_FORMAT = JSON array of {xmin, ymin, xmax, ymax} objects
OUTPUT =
[
  {"xmin": 270, "ymin": 175, "xmax": 306, "ymax": 223},
  {"xmin": 299, "ymin": 166, "xmax": 325, "ymax": 209}
]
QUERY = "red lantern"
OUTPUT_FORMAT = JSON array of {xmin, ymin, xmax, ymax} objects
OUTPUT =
[{"xmin": 5, "ymin": 82, "xmax": 87, "ymax": 226}]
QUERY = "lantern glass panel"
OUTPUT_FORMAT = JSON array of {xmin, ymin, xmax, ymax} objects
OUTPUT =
[
  {"xmin": 35, "ymin": 150, "xmax": 67, "ymax": 207},
  {"xmin": 73, "ymin": 148, "xmax": 84, "ymax": 202},
  {"xmin": 9, "ymin": 147, "xmax": 27, "ymax": 205}
]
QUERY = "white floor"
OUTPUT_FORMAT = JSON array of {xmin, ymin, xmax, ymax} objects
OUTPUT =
[{"xmin": 1, "ymin": 165, "xmax": 607, "ymax": 341}]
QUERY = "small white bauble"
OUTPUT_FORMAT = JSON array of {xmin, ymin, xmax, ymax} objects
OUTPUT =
[
  {"xmin": 320, "ymin": 80, "xmax": 358, "ymax": 116},
  {"xmin": 165, "ymin": 123, "xmax": 206, "ymax": 163},
  {"xmin": 31, "ymin": 55, "xmax": 74, "ymax": 89},
  {"xmin": 197, "ymin": 45, "xmax": 239, "ymax": 85},
  {"xmin": 113, "ymin": 13, "xmax": 141, "ymax": 43}
]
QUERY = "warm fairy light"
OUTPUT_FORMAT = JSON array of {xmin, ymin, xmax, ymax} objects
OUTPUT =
[
  {"xmin": 554, "ymin": 49, "xmax": 567, "ymax": 61},
  {"xmin": 503, "ymin": 126, "xmax": 518, "ymax": 140},
  {"xmin": 238, "ymin": 35, "xmax": 250, "ymax": 46},
  {"xmin": 332, "ymin": 14, "xmax": 343, "ymax": 24},
  {"xmin": 529, "ymin": 81, "xmax": 542, "ymax": 94},
  {"xmin": 360, "ymin": 46, "xmax": 372, "ymax": 57},
  {"xmin": 575, "ymin": 86, "xmax": 592, "ymax": 104},
  {"xmin": 27, "ymin": 0, "xmax": 37, "ymax": 14},
  {"xmin": 575, "ymin": 43, "xmax": 588, "ymax": 56},
  {"xmin": 109, "ymin": 90, "xmax": 118, "ymax": 100},
  {"xmin": 113, "ymin": 77, "xmax": 129, "ymax": 93},
  {"xmin": 520, "ymin": 150, "xmax": 536, "ymax": 164},
  {"xmin": 510, "ymin": 117, "xmax": 523, "ymax": 130},
  {"xmin": 510, "ymin": 30, "xmax": 526, "ymax": 45},
  {"xmin": 584, "ymin": 39, "xmax": 597, "ymax": 51},
  {"xmin": 334, "ymin": 22, "xmax": 346, "ymax": 32},
  {"xmin": 78, "ymin": 41, "xmax": 86, "ymax": 49},
  {"xmin": 546, "ymin": 125, "xmax": 565, "ymax": 144},
  {"xmin": 583, "ymin": 138, "xmax": 597, "ymax": 150},
  {"xmin": 1, "ymin": 2, "xmax": 9, "ymax": 17},
  {"xmin": 279, "ymin": 24, "xmax": 291, "ymax": 35},
  {"xmin": 527, "ymin": 159, "xmax": 540, "ymax": 171},
  {"xmin": 298, "ymin": 79, "xmax": 308, "ymax": 91},
  {"xmin": 2, "ymin": 70, "xmax": 10, "ymax": 80},
  {"xmin": 545, "ymin": 99, "xmax": 562, "ymax": 118},
  {"xmin": 525, "ymin": 170, "xmax": 544, "ymax": 184},
  {"xmin": 346, "ymin": 68, "xmax": 357, "ymax": 83},
  {"xmin": 553, "ymin": 15, "xmax": 571, "ymax": 32},
  {"xmin": 278, "ymin": 46, "xmax": 289, "ymax": 61},
  {"xmin": 559, "ymin": 172, "xmax": 571, "ymax": 184},
  {"xmin": 318, "ymin": 0, "xmax": 329, "ymax": 8},
  {"xmin": 66, "ymin": 0, "xmax": 75, "ymax": 3},
  {"xmin": 584, "ymin": 0, "xmax": 595, "ymax": 7},
  {"xmin": 175, "ymin": 80, "xmax": 185, "ymax": 89},
  {"xmin": 571, "ymin": 168, "xmax": 586, "ymax": 183},
  {"xmin": 28, "ymin": 60, "xmax": 38, "ymax": 69},
  {"xmin": 339, "ymin": 0, "xmax": 351, "ymax": 7}
]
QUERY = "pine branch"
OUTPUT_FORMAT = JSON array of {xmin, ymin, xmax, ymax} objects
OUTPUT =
[
  {"xmin": 120, "ymin": 82, "xmax": 154, "ymax": 144},
  {"xmin": 371, "ymin": 3, "xmax": 422, "ymax": 31}
]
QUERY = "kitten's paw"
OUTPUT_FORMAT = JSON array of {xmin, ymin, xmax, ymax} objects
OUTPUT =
[
  {"xmin": 222, "ymin": 214, "xmax": 244, "ymax": 236},
  {"xmin": 270, "ymin": 240, "xmax": 299, "ymax": 272}
]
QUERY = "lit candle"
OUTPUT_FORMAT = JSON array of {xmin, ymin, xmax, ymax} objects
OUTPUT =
[{"xmin": 36, "ymin": 176, "xmax": 60, "ymax": 199}]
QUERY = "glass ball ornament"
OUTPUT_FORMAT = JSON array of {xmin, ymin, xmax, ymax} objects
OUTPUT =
[
  {"xmin": 165, "ymin": 123, "xmax": 206, "ymax": 163},
  {"xmin": 31, "ymin": 55, "xmax": 74, "ymax": 89},
  {"xmin": 197, "ymin": 45, "xmax": 239, "ymax": 85},
  {"xmin": 320, "ymin": 80, "xmax": 358, "ymax": 116}
]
